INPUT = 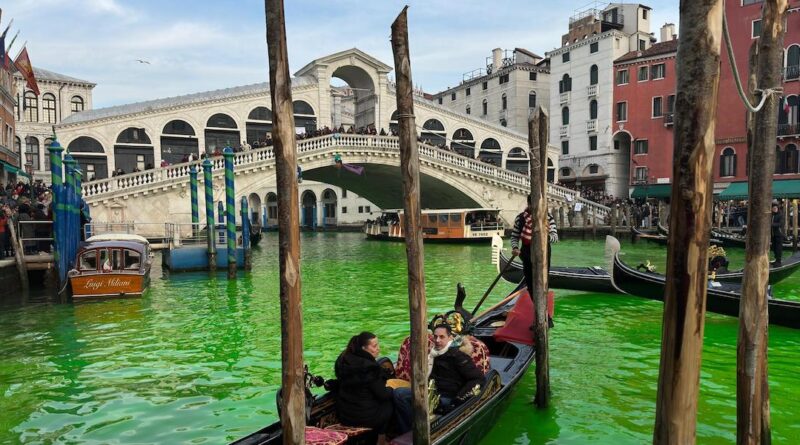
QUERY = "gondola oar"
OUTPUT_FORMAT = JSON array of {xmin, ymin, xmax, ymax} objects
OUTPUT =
[{"xmin": 471, "ymin": 254, "xmax": 517, "ymax": 316}]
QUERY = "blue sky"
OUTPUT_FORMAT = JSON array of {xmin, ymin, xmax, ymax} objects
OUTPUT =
[{"xmin": 3, "ymin": 0, "xmax": 679, "ymax": 108}]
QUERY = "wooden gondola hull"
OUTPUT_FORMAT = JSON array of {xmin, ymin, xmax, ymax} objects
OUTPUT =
[
  {"xmin": 611, "ymin": 252, "xmax": 800, "ymax": 329},
  {"xmin": 498, "ymin": 250, "xmax": 617, "ymax": 294}
]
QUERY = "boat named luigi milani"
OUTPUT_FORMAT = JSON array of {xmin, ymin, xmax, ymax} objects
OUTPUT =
[
  {"xmin": 364, "ymin": 208, "xmax": 504, "ymax": 242},
  {"xmin": 68, "ymin": 234, "xmax": 153, "ymax": 299}
]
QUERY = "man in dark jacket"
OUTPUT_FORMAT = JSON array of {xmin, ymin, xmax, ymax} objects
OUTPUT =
[
  {"xmin": 772, "ymin": 200, "xmax": 785, "ymax": 266},
  {"xmin": 429, "ymin": 324, "xmax": 484, "ymax": 411}
]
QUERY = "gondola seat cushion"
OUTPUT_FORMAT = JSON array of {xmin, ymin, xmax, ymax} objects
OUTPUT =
[
  {"xmin": 305, "ymin": 426, "xmax": 348, "ymax": 445},
  {"xmin": 395, "ymin": 335, "xmax": 490, "ymax": 381},
  {"xmin": 324, "ymin": 423, "xmax": 372, "ymax": 438}
]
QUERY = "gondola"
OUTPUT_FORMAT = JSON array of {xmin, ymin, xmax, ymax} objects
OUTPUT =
[
  {"xmin": 491, "ymin": 235, "xmax": 616, "ymax": 293},
  {"xmin": 231, "ymin": 282, "xmax": 545, "ymax": 445},
  {"xmin": 607, "ymin": 236, "xmax": 800, "ymax": 329},
  {"xmin": 656, "ymin": 222, "xmax": 669, "ymax": 236},
  {"xmin": 631, "ymin": 226, "xmax": 670, "ymax": 246},
  {"xmin": 711, "ymin": 228, "xmax": 795, "ymax": 249}
]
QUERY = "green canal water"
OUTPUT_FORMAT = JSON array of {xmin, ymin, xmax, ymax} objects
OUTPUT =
[{"xmin": 1, "ymin": 233, "xmax": 799, "ymax": 444}]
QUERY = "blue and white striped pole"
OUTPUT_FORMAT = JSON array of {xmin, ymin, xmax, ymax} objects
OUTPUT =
[{"xmin": 223, "ymin": 147, "xmax": 237, "ymax": 278}]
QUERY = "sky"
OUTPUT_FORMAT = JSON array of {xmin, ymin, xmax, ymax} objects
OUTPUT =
[{"xmin": 3, "ymin": 0, "xmax": 679, "ymax": 109}]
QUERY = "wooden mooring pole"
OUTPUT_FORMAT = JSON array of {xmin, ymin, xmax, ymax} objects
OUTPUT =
[
  {"xmin": 265, "ymin": 1, "xmax": 305, "ymax": 443},
  {"xmin": 737, "ymin": 2, "xmax": 788, "ymax": 443},
  {"xmin": 391, "ymin": 7, "xmax": 430, "ymax": 443},
  {"xmin": 653, "ymin": 2, "xmax": 723, "ymax": 443},
  {"xmin": 529, "ymin": 107, "xmax": 551, "ymax": 408}
]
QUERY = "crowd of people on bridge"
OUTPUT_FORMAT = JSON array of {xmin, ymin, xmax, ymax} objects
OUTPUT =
[{"xmin": 0, "ymin": 179, "xmax": 54, "ymax": 259}]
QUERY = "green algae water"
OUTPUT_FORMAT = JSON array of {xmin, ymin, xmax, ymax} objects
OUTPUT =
[{"xmin": 1, "ymin": 233, "xmax": 799, "ymax": 444}]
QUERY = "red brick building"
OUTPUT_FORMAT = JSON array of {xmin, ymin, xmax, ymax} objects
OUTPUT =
[
  {"xmin": 0, "ymin": 56, "xmax": 19, "ymax": 184},
  {"xmin": 613, "ymin": 34, "xmax": 678, "ymax": 199}
]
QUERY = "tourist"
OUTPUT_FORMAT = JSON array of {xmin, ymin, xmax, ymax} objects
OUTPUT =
[
  {"xmin": 334, "ymin": 332, "xmax": 393, "ymax": 443},
  {"xmin": 0, "ymin": 206, "xmax": 8, "ymax": 259},
  {"xmin": 772, "ymin": 200, "xmax": 784, "ymax": 266},
  {"xmin": 510, "ymin": 194, "xmax": 558, "ymax": 298}
]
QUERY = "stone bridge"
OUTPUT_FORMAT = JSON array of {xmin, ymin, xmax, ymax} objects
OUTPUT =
[{"xmin": 82, "ymin": 134, "xmax": 609, "ymax": 236}]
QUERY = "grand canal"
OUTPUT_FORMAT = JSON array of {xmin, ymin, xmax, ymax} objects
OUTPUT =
[{"xmin": 1, "ymin": 233, "xmax": 799, "ymax": 444}]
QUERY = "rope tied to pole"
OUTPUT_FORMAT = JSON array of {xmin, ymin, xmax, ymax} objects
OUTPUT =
[{"xmin": 722, "ymin": 10, "xmax": 784, "ymax": 113}]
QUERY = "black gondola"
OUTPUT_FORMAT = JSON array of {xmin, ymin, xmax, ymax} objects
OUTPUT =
[
  {"xmin": 711, "ymin": 228, "xmax": 795, "ymax": 249},
  {"xmin": 231, "ymin": 282, "xmax": 543, "ymax": 445},
  {"xmin": 607, "ymin": 236, "xmax": 800, "ymax": 329},
  {"xmin": 630, "ymin": 226, "xmax": 669, "ymax": 246}
]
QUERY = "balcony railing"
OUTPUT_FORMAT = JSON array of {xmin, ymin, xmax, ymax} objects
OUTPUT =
[
  {"xmin": 587, "ymin": 84, "xmax": 597, "ymax": 97},
  {"xmin": 664, "ymin": 112, "xmax": 674, "ymax": 126},
  {"xmin": 586, "ymin": 119, "xmax": 597, "ymax": 133},
  {"xmin": 784, "ymin": 65, "xmax": 800, "ymax": 81},
  {"xmin": 778, "ymin": 123, "xmax": 800, "ymax": 137},
  {"xmin": 560, "ymin": 92, "xmax": 570, "ymax": 104},
  {"xmin": 560, "ymin": 125, "xmax": 569, "ymax": 139}
]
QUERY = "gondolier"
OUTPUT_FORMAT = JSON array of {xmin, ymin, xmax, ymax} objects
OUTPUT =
[
  {"xmin": 510, "ymin": 194, "xmax": 558, "ymax": 297},
  {"xmin": 772, "ymin": 200, "xmax": 785, "ymax": 266}
]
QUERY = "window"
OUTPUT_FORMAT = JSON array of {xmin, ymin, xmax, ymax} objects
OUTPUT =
[
  {"xmin": 653, "ymin": 97, "xmax": 663, "ymax": 117},
  {"xmin": 616, "ymin": 102, "xmax": 628, "ymax": 122},
  {"xmin": 24, "ymin": 92, "xmax": 38, "ymax": 122},
  {"xmin": 562, "ymin": 52, "xmax": 570, "ymax": 63},
  {"xmin": 451, "ymin": 93, "xmax": 456, "ymax": 101},
  {"xmin": 589, "ymin": 100, "xmax": 598, "ymax": 119},
  {"xmin": 365, "ymin": 206, "xmax": 371, "ymax": 213},
  {"xmin": 529, "ymin": 72, "xmax": 537, "ymax": 81},
  {"xmin": 638, "ymin": 66, "xmax": 649, "ymax": 81},
  {"xmin": 466, "ymin": 87, "xmax": 471, "ymax": 96},
  {"xmin": 786, "ymin": 45, "xmax": 800, "ymax": 80},
  {"xmin": 561, "ymin": 140, "xmax": 569, "ymax": 155},
  {"xmin": 589, "ymin": 165, "xmax": 599, "ymax": 174},
  {"xmin": 482, "ymin": 100, "xmax": 488, "ymax": 115},
  {"xmin": 528, "ymin": 92, "xmax": 537, "ymax": 108},
  {"xmin": 720, "ymin": 147, "xmax": 737, "ymax": 177},
  {"xmin": 752, "ymin": 19, "xmax": 762, "ymax": 38},
  {"xmin": 71, "ymin": 96, "xmax": 85, "ymax": 113},
  {"xmin": 639, "ymin": 39, "xmax": 646, "ymax": 51},
  {"xmin": 438, "ymin": 97, "xmax": 443, "ymax": 104},
  {"xmin": 616, "ymin": 69, "xmax": 629, "ymax": 85},
  {"xmin": 635, "ymin": 166, "xmax": 648, "ymax": 182},
  {"xmin": 499, "ymin": 74, "xmax": 510, "ymax": 84},
  {"xmin": 500, "ymin": 119, "xmax": 507, "ymax": 127},
  {"xmin": 635, "ymin": 140, "xmax": 649, "ymax": 154},
  {"xmin": 667, "ymin": 94, "xmax": 676, "ymax": 113},
  {"xmin": 482, "ymin": 81, "xmax": 488, "ymax": 90},
  {"xmin": 86, "ymin": 164, "xmax": 96, "ymax": 180},
  {"xmin": 342, "ymin": 207, "xmax": 347, "ymax": 214},
  {"xmin": 124, "ymin": 250, "xmax": 141, "ymax": 270},
  {"xmin": 559, "ymin": 74, "xmax": 572, "ymax": 93},
  {"xmin": 25, "ymin": 136, "xmax": 40, "ymax": 170},
  {"xmin": 560, "ymin": 168, "xmax": 571, "ymax": 177},
  {"xmin": 501, "ymin": 94, "xmax": 507, "ymax": 110},
  {"xmin": 642, "ymin": 8, "xmax": 648, "ymax": 19},
  {"xmin": 589, "ymin": 135, "xmax": 597, "ymax": 151},
  {"xmin": 466, "ymin": 105, "xmax": 471, "ymax": 115},
  {"xmin": 342, "ymin": 189, "xmax": 347, "ymax": 198},
  {"xmin": 651, "ymin": 63, "xmax": 665, "ymax": 79},
  {"xmin": 590, "ymin": 65, "xmax": 599, "ymax": 85},
  {"xmin": 785, "ymin": 144, "xmax": 799, "ymax": 174},
  {"xmin": 590, "ymin": 42, "xmax": 599, "ymax": 53},
  {"xmin": 562, "ymin": 107, "xmax": 569, "ymax": 125},
  {"xmin": 136, "ymin": 154, "xmax": 146, "ymax": 171},
  {"xmin": 358, "ymin": 206, "xmax": 364, "ymax": 213},
  {"xmin": 42, "ymin": 93, "xmax": 57, "ymax": 124},
  {"xmin": 79, "ymin": 251, "xmax": 98, "ymax": 271}
]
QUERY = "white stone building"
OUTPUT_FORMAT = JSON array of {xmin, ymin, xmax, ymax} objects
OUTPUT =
[
  {"xmin": 13, "ymin": 68, "xmax": 95, "ymax": 181},
  {"xmin": 546, "ymin": 3, "xmax": 654, "ymax": 197}
]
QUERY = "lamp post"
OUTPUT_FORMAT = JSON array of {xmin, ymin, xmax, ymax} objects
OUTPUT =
[{"xmin": 25, "ymin": 160, "xmax": 33, "ymax": 201}]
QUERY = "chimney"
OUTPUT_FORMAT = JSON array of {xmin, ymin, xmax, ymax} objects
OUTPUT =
[
  {"xmin": 660, "ymin": 23, "xmax": 676, "ymax": 42},
  {"xmin": 492, "ymin": 48, "xmax": 503, "ymax": 70}
]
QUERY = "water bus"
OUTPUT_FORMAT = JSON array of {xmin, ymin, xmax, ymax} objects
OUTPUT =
[
  {"xmin": 364, "ymin": 208, "xmax": 504, "ymax": 242},
  {"xmin": 68, "ymin": 234, "xmax": 153, "ymax": 299}
]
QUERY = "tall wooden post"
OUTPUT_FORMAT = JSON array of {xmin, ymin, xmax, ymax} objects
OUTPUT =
[
  {"xmin": 653, "ymin": 2, "xmax": 723, "ymax": 443},
  {"xmin": 737, "ymin": 2, "xmax": 787, "ymax": 443},
  {"xmin": 391, "ymin": 7, "xmax": 430, "ymax": 443},
  {"xmin": 265, "ymin": 1, "xmax": 305, "ymax": 443},
  {"xmin": 528, "ymin": 107, "xmax": 551, "ymax": 407}
]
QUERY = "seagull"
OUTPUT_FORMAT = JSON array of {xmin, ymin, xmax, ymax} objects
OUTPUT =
[{"xmin": 135, "ymin": 59, "xmax": 151, "ymax": 65}]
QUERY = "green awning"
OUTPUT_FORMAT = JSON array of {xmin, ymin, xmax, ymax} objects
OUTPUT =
[
  {"xmin": 0, "ymin": 161, "xmax": 30, "ymax": 178},
  {"xmin": 630, "ymin": 184, "xmax": 672, "ymax": 199},
  {"xmin": 718, "ymin": 180, "xmax": 800, "ymax": 200}
]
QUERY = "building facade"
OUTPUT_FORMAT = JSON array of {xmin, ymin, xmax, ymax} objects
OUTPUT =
[
  {"xmin": 13, "ymin": 67, "xmax": 95, "ymax": 181},
  {"xmin": 547, "ymin": 3, "xmax": 654, "ymax": 197},
  {"xmin": 0, "ymin": 55, "xmax": 18, "ymax": 184},
  {"xmin": 613, "ymin": 33, "xmax": 678, "ymax": 196},
  {"xmin": 431, "ymin": 48, "xmax": 551, "ymax": 163}
]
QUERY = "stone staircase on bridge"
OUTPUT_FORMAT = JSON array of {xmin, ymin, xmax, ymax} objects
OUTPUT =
[{"xmin": 81, "ymin": 134, "xmax": 610, "ymax": 230}]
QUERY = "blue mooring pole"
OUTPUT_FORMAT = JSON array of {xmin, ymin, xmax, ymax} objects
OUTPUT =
[
  {"xmin": 202, "ymin": 159, "xmax": 216, "ymax": 271},
  {"xmin": 223, "ymin": 147, "xmax": 237, "ymax": 278},
  {"xmin": 48, "ymin": 139, "xmax": 64, "ymax": 289}
]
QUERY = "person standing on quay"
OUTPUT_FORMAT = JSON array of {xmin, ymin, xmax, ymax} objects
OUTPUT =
[
  {"xmin": 510, "ymin": 194, "xmax": 558, "ymax": 297},
  {"xmin": 771, "ymin": 200, "xmax": 784, "ymax": 266}
]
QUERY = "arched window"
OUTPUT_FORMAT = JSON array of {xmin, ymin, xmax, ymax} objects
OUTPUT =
[
  {"xmin": 14, "ymin": 136, "xmax": 21, "ymax": 155},
  {"xmin": 452, "ymin": 128, "xmax": 475, "ymax": 157},
  {"xmin": 589, "ymin": 100, "xmax": 598, "ymax": 120},
  {"xmin": 292, "ymin": 100, "xmax": 316, "ymax": 133},
  {"xmin": 42, "ymin": 93, "xmax": 57, "ymax": 124},
  {"xmin": 24, "ymin": 92, "xmax": 38, "ymax": 122},
  {"xmin": 117, "ymin": 128, "xmax": 152, "ymax": 144},
  {"xmin": 560, "ymin": 167, "xmax": 572, "ymax": 177},
  {"xmin": 292, "ymin": 100, "xmax": 315, "ymax": 115},
  {"xmin": 559, "ymin": 74, "xmax": 572, "ymax": 93},
  {"xmin": 421, "ymin": 118, "xmax": 446, "ymax": 146},
  {"xmin": 720, "ymin": 147, "xmax": 736, "ymax": 177},
  {"xmin": 785, "ymin": 144, "xmax": 799, "ymax": 174},
  {"xmin": 501, "ymin": 93, "xmax": 507, "ymax": 110},
  {"xmin": 479, "ymin": 138, "xmax": 502, "ymax": 165},
  {"xmin": 115, "ymin": 128, "xmax": 154, "ymax": 173},
  {"xmin": 206, "ymin": 113, "xmax": 237, "ymax": 129},
  {"xmin": 248, "ymin": 106, "xmax": 273, "ymax": 121},
  {"xmin": 589, "ymin": 64, "xmax": 599, "ymax": 85},
  {"xmin": 787, "ymin": 45, "xmax": 800, "ymax": 80},
  {"xmin": 25, "ymin": 136, "xmax": 40, "ymax": 170},
  {"xmin": 246, "ymin": 107, "xmax": 273, "ymax": 144},
  {"xmin": 163, "ymin": 120, "xmax": 196, "ymax": 136},
  {"xmin": 68, "ymin": 136, "xmax": 105, "ymax": 153},
  {"xmin": 71, "ymin": 96, "xmax": 85, "ymax": 113},
  {"xmin": 482, "ymin": 99, "xmax": 488, "ymax": 115},
  {"xmin": 562, "ymin": 107, "xmax": 569, "ymax": 125},
  {"xmin": 162, "ymin": 120, "xmax": 199, "ymax": 164}
]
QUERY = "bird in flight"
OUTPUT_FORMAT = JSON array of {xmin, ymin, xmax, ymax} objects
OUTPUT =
[{"xmin": 135, "ymin": 59, "xmax": 151, "ymax": 65}]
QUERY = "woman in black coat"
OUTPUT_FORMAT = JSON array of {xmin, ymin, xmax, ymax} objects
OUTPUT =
[{"xmin": 334, "ymin": 332, "xmax": 393, "ymax": 438}]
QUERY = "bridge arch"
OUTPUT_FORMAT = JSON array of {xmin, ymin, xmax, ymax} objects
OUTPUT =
[
  {"xmin": 506, "ymin": 146, "xmax": 528, "ymax": 174},
  {"xmin": 330, "ymin": 65, "xmax": 375, "ymax": 131},
  {"xmin": 322, "ymin": 188, "xmax": 338, "ymax": 226},
  {"xmin": 479, "ymin": 138, "xmax": 502, "ymax": 166},
  {"xmin": 452, "ymin": 128, "xmax": 475, "ymax": 158},
  {"xmin": 161, "ymin": 119, "xmax": 199, "ymax": 164},
  {"xmin": 265, "ymin": 192, "xmax": 278, "ymax": 226},
  {"xmin": 67, "ymin": 135, "xmax": 109, "ymax": 180},
  {"xmin": 247, "ymin": 106, "xmax": 273, "ymax": 144},
  {"xmin": 248, "ymin": 193, "xmax": 262, "ymax": 226},
  {"xmin": 205, "ymin": 112, "xmax": 240, "ymax": 153},
  {"xmin": 293, "ymin": 100, "xmax": 317, "ymax": 133},
  {"xmin": 115, "ymin": 127, "xmax": 154, "ymax": 173},
  {"xmin": 300, "ymin": 189, "xmax": 317, "ymax": 228},
  {"xmin": 421, "ymin": 118, "xmax": 447, "ymax": 146}
]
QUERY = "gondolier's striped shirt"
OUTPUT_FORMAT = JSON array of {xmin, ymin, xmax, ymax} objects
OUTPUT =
[{"xmin": 510, "ymin": 210, "xmax": 558, "ymax": 250}]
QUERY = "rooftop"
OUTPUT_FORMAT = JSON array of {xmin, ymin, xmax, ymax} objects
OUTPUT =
[
  {"xmin": 615, "ymin": 38, "xmax": 679, "ymax": 63},
  {"xmin": 15, "ymin": 67, "xmax": 96, "ymax": 86}
]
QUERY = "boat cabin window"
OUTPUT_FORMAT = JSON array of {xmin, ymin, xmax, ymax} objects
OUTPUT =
[
  {"xmin": 124, "ymin": 250, "xmax": 141, "ymax": 270},
  {"xmin": 450, "ymin": 214, "xmax": 462, "ymax": 225},
  {"xmin": 79, "ymin": 251, "xmax": 98, "ymax": 271},
  {"xmin": 427, "ymin": 214, "xmax": 438, "ymax": 224},
  {"xmin": 100, "ymin": 249, "xmax": 112, "ymax": 272},
  {"xmin": 439, "ymin": 214, "xmax": 449, "ymax": 224},
  {"xmin": 112, "ymin": 249, "xmax": 124, "ymax": 270}
]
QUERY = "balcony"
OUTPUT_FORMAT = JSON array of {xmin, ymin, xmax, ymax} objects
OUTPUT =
[
  {"xmin": 784, "ymin": 65, "xmax": 800, "ymax": 81},
  {"xmin": 664, "ymin": 112, "xmax": 674, "ymax": 127},
  {"xmin": 560, "ymin": 92, "xmax": 570, "ymax": 104},
  {"xmin": 560, "ymin": 125, "xmax": 569, "ymax": 139},
  {"xmin": 587, "ymin": 84, "xmax": 597, "ymax": 97},
  {"xmin": 586, "ymin": 119, "xmax": 597, "ymax": 133},
  {"xmin": 778, "ymin": 123, "xmax": 800, "ymax": 137}
]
